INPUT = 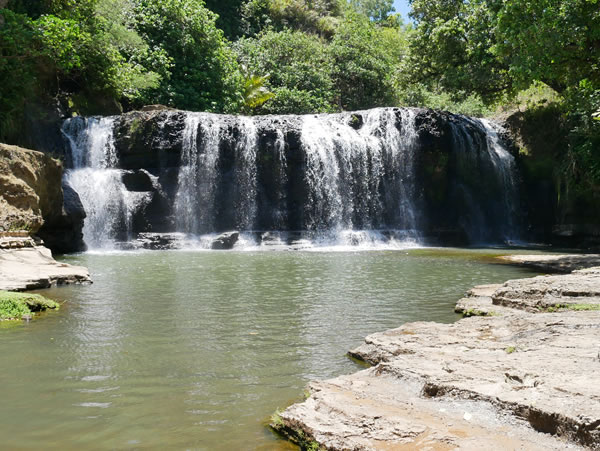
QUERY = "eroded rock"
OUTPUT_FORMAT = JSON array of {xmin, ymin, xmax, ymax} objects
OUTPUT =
[
  {"xmin": 274, "ymin": 266, "xmax": 600, "ymax": 450},
  {"xmin": 0, "ymin": 243, "xmax": 91, "ymax": 291},
  {"xmin": 0, "ymin": 143, "xmax": 85, "ymax": 253}
]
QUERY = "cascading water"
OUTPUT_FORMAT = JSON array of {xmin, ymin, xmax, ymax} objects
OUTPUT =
[
  {"xmin": 448, "ymin": 116, "xmax": 521, "ymax": 244},
  {"xmin": 481, "ymin": 119, "xmax": 520, "ymax": 242},
  {"xmin": 62, "ymin": 107, "xmax": 522, "ymax": 250},
  {"xmin": 300, "ymin": 108, "xmax": 420, "ymax": 245},
  {"xmin": 174, "ymin": 113, "xmax": 220, "ymax": 234},
  {"xmin": 62, "ymin": 117, "xmax": 151, "ymax": 249}
]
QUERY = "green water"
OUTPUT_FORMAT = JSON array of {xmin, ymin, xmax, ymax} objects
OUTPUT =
[{"xmin": 0, "ymin": 249, "xmax": 539, "ymax": 450}]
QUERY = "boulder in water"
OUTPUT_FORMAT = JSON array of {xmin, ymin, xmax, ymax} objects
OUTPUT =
[
  {"xmin": 136, "ymin": 232, "xmax": 184, "ymax": 250},
  {"xmin": 211, "ymin": 231, "xmax": 239, "ymax": 250}
]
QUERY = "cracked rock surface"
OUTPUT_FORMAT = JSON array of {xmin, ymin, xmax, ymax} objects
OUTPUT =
[{"xmin": 274, "ymin": 265, "xmax": 600, "ymax": 450}]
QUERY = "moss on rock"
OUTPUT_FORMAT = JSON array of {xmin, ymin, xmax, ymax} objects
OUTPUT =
[{"xmin": 0, "ymin": 290, "xmax": 59, "ymax": 320}]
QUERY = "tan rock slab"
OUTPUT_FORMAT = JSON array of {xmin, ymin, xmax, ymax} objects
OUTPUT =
[{"xmin": 0, "ymin": 245, "xmax": 91, "ymax": 291}]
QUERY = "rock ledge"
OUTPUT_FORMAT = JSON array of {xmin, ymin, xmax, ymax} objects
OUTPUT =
[
  {"xmin": 0, "ymin": 240, "xmax": 91, "ymax": 291},
  {"xmin": 273, "ymin": 265, "xmax": 600, "ymax": 450}
]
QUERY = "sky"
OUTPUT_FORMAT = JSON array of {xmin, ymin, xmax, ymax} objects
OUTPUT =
[{"xmin": 392, "ymin": 0, "xmax": 411, "ymax": 20}]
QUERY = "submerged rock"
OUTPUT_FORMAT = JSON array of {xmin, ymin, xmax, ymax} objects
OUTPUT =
[
  {"xmin": 211, "ymin": 231, "xmax": 239, "ymax": 250},
  {"xmin": 274, "ymin": 264, "xmax": 600, "ymax": 449}
]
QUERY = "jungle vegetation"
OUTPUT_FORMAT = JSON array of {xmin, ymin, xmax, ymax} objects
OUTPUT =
[{"xmin": 0, "ymin": 0, "xmax": 598, "ymax": 198}]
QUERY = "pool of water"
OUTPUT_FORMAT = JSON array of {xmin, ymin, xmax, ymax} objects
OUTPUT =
[{"xmin": 0, "ymin": 248, "xmax": 539, "ymax": 449}]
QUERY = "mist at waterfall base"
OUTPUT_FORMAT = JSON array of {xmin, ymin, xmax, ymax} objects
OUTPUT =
[{"xmin": 62, "ymin": 108, "xmax": 521, "ymax": 251}]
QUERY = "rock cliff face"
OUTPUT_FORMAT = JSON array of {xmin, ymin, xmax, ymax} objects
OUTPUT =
[
  {"xmin": 504, "ymin": 108, "xmax": 600, "ymax": 249},
  {"xmin": 62, "ymin": 107, "xmax": 522, "ymax": 247},
  {"xmin": 0, "ymin": 143, "xmax": 85, "ymax": 253}
]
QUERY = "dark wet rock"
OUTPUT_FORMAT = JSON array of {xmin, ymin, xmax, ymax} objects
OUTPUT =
[
  {"xmin": 135, "ymin": 232, "xmax": 185, "ymax": 250},
  {"xmin": 211, "ymin": 231, "xmax": 239, "ymax": 250},
  {"xmin": 0, "ymin": 143, "xmax": 85, "ymax": 253},
  {"xmin": 38, "ymin": 181, "xmax": 86, "ymax": 253},
  {"xmin": 122, "ymin": 169, "xmax": 156, "ymax": 192}
]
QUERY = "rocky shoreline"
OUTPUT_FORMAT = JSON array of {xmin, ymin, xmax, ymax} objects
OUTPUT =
[
  {"xmin": 0, "ymin": 236, "xmax": 90, "ymax": 291},
  {"xmin": 0, "ymin": 143, "xmax": 91, "ymax": 293},
  {"xmin": 272, "ymin": 256, "xmax": 600, "ymax": 450}
]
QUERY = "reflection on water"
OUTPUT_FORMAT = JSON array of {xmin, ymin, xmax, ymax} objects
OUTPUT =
[{"xmin": 0, "ymin": 249, "xmax": 538, "ymax": 449}]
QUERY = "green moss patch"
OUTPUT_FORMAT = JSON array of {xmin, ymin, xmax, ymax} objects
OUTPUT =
[
  {"xmin": 0, "ymin": 291, "xmax": 59, "ymax": 320},
  {"xmin": 543, "ymin": 303, "xmax": 600, "ymax": 313}
]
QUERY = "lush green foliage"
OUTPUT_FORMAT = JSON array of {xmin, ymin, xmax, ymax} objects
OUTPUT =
[
  {"xmin": 349, "ymin": 0, "xmax": 393, "ymax": 22},
  {"xmin": 330, "ymin": 12, "xmax": 403, "ymax": 110},
  {"xmin": 235, "ymin": 29, "xmax": 336, "ymax": 113},
  {"xmin": 133, "ymin": 0, "xmax": 243, "ymax": 112},
  {"xmin": 204, "ymin": 0, "xmax": 245, "ymax": 39},
  {"xmin": 407, "ymin": 0, "xmax": 600, "ymax": 206},
  {"xmin": 241, "ymin": 0, "xmax": 344, "ymax": 37},
  {"xmin": 234, "ymin": 11, "xmax": 407, "ymax": 113},
  {"xmin": 1, "ymin": 0, "xmax": 598, "ymax": 149}
]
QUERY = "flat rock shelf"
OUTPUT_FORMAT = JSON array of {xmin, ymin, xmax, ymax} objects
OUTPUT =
[
  {"xmin": 273, "ymin": 263, "xmax": 600, "ymax": 450},
  {"xmin": 0, "ymin": 237, "xmax": 91, "ymax": 291}
]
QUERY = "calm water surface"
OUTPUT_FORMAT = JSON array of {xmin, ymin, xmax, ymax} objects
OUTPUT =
[{"xmin": 0, "ymin": 248, "xmax": 538, "ymax": 449}]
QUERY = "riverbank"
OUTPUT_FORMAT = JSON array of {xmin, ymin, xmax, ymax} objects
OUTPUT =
[
  {"xmin": 272, "ymin": 256, "xmax": 600, "ymax": 449},
  {"xmin": 0, "ymin": 236, "xmax": 90, "ymax": 291}
]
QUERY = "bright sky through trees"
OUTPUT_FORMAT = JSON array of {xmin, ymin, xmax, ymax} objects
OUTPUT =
[{"xmin": 392, "ymin": 0, "xmax": 410, "ymax": 19}]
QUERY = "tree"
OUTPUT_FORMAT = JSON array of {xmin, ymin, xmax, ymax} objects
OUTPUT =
[
  {"xmin": 0, "ymin": 9, "xmax": 39, "ymax": 139},
  {"xmin": 133, "ymin": 0, "xmax": 243, "ymax": 113},
  {"xmin": 204, "ymin": 0, "xmax": 245, "ymax": 39},
  {"xmin": 234, "ymin": 29, "xmax": 336, "ymax": 113},
  {"xmin": 329, "ymin": 12, "xmax": 401, "ymax": 110},
  {"xmin": 349, "ymin": 0, "xmax": 394, "ymax": 22},
  {"xmin": 492, "ymin": 0, "xmax": 600, "ymax": 94},
  {"xmin": 407, "ymin": 0, "xmax": 508, "ymax": 101},
  {"xmin": 240, "ymin": 0, "xmax": 345, "ymax": 38},
  {"xmin": 407, "ymin": 0, "xmax": 600, "ymax": 101}
]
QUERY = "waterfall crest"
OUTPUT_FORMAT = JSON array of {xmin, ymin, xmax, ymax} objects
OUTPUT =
[{"xmin": 62, "ymin": 107, "xmax": 521, "ymax": 250}]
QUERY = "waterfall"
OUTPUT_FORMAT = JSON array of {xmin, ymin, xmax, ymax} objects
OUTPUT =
[
  {"xmin": 62, "ymin": 117, "xmax": 150, "ymax": 249},
  {"xmin": 62, "ymin": 107, "xmax": 522, "ymax": 250},
  {"xmin": 448, "ymin": 116, "xmax": 521, "ymax": 244},
  {"xmin": 174, "ymin": 113, "xmax": 220, "ymax": 234},
  {"xmin": 300, "ymin": 108, "xmax": 419, "ymax": 240}
]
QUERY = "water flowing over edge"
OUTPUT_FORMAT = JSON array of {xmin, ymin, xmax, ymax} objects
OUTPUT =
[{"xmin": 61, "ymin": 108, "xmax": 522, "ymax": 252}]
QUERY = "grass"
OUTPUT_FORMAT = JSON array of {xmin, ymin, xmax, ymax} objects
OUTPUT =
[
  {"xmin": 0, "ymin": 290, "xmax": 59, "ymax": 320},
  {"xmin": 505, "ymin": 346, "xmax": 516, "ymax": 354}
]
